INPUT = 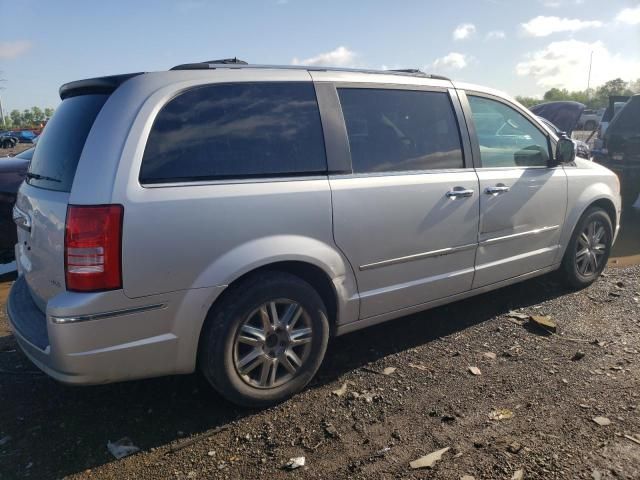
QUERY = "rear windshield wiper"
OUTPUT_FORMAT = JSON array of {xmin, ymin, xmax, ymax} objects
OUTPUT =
[{"xmin": 26, "ymin": 172, "xmax": 61, "ymax": 183}]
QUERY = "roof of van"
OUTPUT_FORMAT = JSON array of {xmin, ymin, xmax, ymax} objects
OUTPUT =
[
  {"xmin": 59, "ymin": 62, "xmax": 453, "ymax": 99},
  {"xmin": 58, "ymin": 61, "xmax": 514, "ymax": 104}
]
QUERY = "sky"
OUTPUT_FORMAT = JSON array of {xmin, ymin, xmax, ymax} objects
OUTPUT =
[{"xmin": 1, "ymin": 0, "xmax": 639, "ymax": 113}]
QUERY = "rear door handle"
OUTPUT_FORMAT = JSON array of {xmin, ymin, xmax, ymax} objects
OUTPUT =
[
  {"xmin": 485, "ymin": 186, "xmax": 510, "ymax": 195},
  {"xmin": 446, "ymin": 187, "xmax": 475, "ymax": 199}
]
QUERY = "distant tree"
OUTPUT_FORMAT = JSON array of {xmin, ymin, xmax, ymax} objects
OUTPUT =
[
  {"xmin": 21, "ymin": 109, "xmax": 33, "ymax": 126},
  {"xmin": 44, "ymin": 107, "xmax": 54, "ymax": 119},
  {"xmin": 3, "ymin": 116, "xmax": 12, "ymax": 128},
  {"xmin": 31, "ymin": 106, "xmax": 44, "ymax": 123},
  {"xmin": 9, "ymin": 109, "xmax": 22, "ymax": 127},
  {"xmin": 516, "ymin": 96, "xmax": 541, "ymax": 108}
]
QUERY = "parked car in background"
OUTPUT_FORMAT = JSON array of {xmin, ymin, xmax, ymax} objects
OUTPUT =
[
  {"xmin": 529, "ymin": 101, "xmax": 590, "ymax": 159},
  {"xmin": 10, "ymin": 130, "xmax": 38, "ymax": 144},
  {"xmin": 594, "ymin": 94, "xmax": 640, "ymax": 205},
  {"xmin": 0, "ymin": 147, "xmax": 33, "ymax": 257},
  {"xmin": 8, "ymin": 63, "xmax": 621, "ymax": 407},
  {"xmin": 0, "ymin": 132, "xmax": 19, "ymax": 149},
  {"xmin": 577, "ymin": 108, "xmax": 604, "ymax": 131}
]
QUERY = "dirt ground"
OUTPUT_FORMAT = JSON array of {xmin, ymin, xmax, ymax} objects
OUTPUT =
[{"xmin": 0, "ymin": 260, "xmax": 639, "ymax": 479}]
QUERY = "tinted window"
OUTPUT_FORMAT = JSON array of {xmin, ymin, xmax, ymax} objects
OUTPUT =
[
  {"xmin": 337, "ymin": 88, "xmax": 464, "ymax": 173},
  {"xmin": 468, "ymin": 95, "xmax": 550, "ymax": 168},
  {"xmin": 27, "ymin": 94, "xmax": 108, "ymax": 192},
  {"xmin": 608, "ymin": 97, "xmax": 640, "ymax": 134},
  {"xmin": 140, "ymin": 82, "xmax": 327, "ymax": 183}
]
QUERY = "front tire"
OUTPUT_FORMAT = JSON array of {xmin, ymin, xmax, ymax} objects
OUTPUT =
[
  {"xmin": 560, "ymin": 207, "xmax": 612, "ymax": 289},
  {"xmin": 199, "ymin": 272, "xmax": 329, "ymax": 407}
]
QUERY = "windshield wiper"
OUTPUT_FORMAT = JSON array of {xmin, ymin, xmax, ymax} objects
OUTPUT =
[{"xmin": 26, "ymin": 172, "xmax": 61, "ymax": 183}]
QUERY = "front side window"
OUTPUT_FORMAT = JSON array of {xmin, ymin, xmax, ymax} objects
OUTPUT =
[
  {"xmin": 468, "ymin": 95, "xmax": 550, "ymax": 168},
  {"xmin": 337, "ymin": 88, "xmax": 464, "ymax": 173},
  {"xmin": 140, "ymin": 82, "xmax": 327, "ymax": 183}
]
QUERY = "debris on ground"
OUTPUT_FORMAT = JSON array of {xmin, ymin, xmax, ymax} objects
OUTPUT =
[
  {"xmin": 461, "ymin": 475, "xmax": 476, "ymax": 480},
  {"xmin": 511, "ymin": 469, "xmax": 524, "ymax": 480},
  {"xmin": 623, "ymin": 434, "xmax": 640, "ymax": 446},
  {"xmin": 483, "ymin": 352, "xmax": 497, "ymax": 360},
  {"xmin": 507, "ymin": 311, "xmax": 530, "ymax": 321},
  {"xmin": 507, "ymin": 442, "xmax": 522, "ymax": 454},
  {"xmin": 408, "ymin": 363, "xmax": 430, "ymax": 371},
  {"xmin": 382, "ymin": 367, "xmax": 397, "ymax": 375},
  {"xmin": 331, "ymin": 382, "xmax": 349, "ymax": 397},
  {"xmin": 107, "ymin": 437, "xmax": 140, "ymax": 459},
  {"xmin": 529, "ymin": 315, "xmax": 557, "ymax": 333},
  {"xmin": 468, "ymin": 366, "xmax": 482, "ymax": 376},
  {"xmin": 592, "ymin": 416, "xmax": 611, "ymax": 426},
  {"xmin": 489, "ymin": 409, "xmax": 514, "ymax": 421},
  {"xmin": 572, "ymin": 351, "xmax": 586, "ymax": 361},
  {"xmin": 409, "ymin": 447, "xmax": 450, "ymax": 469},
  {"xmin": 0, "ymin": 435, "xmax": 10, "ymax": 446},
  {"xmin": 283, "ymin": 456, "xmax": 305, "ymax": 470}
]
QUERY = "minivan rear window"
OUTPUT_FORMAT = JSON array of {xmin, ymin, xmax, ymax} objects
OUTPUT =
[
  {"xmin": 27, "ymin": 94, "xmax": 108, "ymax": 192},
  {"xmin": 140, "ymin": 82, "xmax": 327, "ymax": 184}
]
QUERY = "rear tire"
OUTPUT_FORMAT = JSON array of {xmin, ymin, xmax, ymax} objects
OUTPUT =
[
  {"xmin": 560, "ymin": 207, "xmax": 612, "ymax": 289},
  {"xmin": 198, "ymin": 271, "xmax": 329, "ymax": 407}
]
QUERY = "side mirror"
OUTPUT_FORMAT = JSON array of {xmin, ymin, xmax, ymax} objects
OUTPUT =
[{"xmin": 556, "ymin": 134, "xmax": 576, "ymax": 165}]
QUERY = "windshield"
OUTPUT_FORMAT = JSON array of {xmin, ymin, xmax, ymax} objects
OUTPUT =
[{"xmin": 27, "ymin": 94, "xmax": 108, "ymax": 192}]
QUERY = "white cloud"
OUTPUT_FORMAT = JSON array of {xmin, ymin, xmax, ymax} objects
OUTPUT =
[
  {"xmin": 486, "ymin": 30, "xmax": 506, "ymax": 40},
  {"xmin": 453, "ymin": 23, "xmax": 476, "ymax": 40},
  {"xmin": 291, "ymin": 46, "xmax": 356, "ymax": 67},
  {"xmin": 521, "ymin": 16, "xmax": 603, "ymax": 37},
  {"xmin": 0, "ymin": 40, "xmax": 31, "ymax": 60},
  {"xmin": 432, "ymin": 52, "xmax": 469, "ymax": 70},
  {"xmin": 616, "ymin": 6, "xmax": 640, "ymax": 25},
  {"xmin": 516, "ymin": 39, "xmax": 640, "ymax": 91}
]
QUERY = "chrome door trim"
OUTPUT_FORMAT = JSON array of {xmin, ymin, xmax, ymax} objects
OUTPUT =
[
  {"xmin": 480, "ymin": 225, "xmax": 560, "ymax": 246},
  {"xmin": 359, "ymin": 243, "xmax": 477, "ymax": 271},
  {"xmin": 50, "ymin": 303, "xmax": 167, "ymax": 324}
]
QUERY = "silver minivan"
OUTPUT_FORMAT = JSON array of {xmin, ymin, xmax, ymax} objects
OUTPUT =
[{"xmin": 8, "ymin": 61, "xmax": 621, "ymax": 406}]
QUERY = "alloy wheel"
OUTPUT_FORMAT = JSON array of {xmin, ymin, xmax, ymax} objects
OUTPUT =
[
  {"xmin": 233, "ymin": 299, "xmax": 313, "ymax": 389},
  {"xmin": 575, "ymin": 220, "xmax": 608, "ymax": 276}
]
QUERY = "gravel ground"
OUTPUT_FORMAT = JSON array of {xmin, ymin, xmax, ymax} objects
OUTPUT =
[{"xmin": 1, "ymin": 265, "xmax": 639, "ymax": 479}]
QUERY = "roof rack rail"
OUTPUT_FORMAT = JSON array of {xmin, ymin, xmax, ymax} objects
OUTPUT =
[
  {"xmin": 171, "ymin": 57, "xmax": 248, "ymax": 70},
  {"xmin": 388, "ymin": 68, "xmax": 450, "ymax": 81}
]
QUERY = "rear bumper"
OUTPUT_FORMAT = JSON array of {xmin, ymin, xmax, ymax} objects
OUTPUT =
[{"xmin": 7, "ymin": 274, "xmax": 225, "ymax": 385}]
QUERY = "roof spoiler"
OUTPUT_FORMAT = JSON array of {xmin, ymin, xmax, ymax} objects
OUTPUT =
[{"xmin": 59, "ymin": 73, "xmax": 144, "ymax": 100}]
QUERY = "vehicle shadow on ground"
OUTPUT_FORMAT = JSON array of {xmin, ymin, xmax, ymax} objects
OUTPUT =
[{"xmin": 0, "ymin": 273, "xmax": 571, "ymax": 479}]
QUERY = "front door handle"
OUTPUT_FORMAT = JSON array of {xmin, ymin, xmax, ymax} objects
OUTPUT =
[
  {"xmin": 446, "ymin": 187, "xmax": 475, "ymax": 199},
  {"xmin": 485, "ymin": 185, "xmax": 510, "ymax": 195}
]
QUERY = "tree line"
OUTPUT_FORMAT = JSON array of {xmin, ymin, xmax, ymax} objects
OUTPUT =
[
  {"xmin": 3, "ymin": 106, "xmax": 55, "ymax": 129},
  {"xmin": 516, "ymin": 78, "xmax": 640, "ymax": 109}
]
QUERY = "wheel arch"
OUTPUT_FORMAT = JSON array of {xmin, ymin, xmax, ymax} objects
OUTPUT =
[{"xmin": 557, "ymin": 194, "xmax": 619, "ymax": 262}]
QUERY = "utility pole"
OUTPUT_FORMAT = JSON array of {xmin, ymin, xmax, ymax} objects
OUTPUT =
[{"xmin": 586, "ymin": 50, "xmax": 594, "ymax": 98}]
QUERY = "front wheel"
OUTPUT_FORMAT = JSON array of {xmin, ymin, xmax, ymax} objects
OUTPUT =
[
  {"xmin": 199, "ymin": 272, "xmax": 329, "ymax": 407},
  {"xmin": 560, "ymin": 207, "xmax": 613, "ymax": 289}
]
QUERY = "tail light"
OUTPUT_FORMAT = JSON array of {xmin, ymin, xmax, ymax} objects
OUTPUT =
[{"xmin": 65, "ymin": 205, "xmax": 123, "ymax": 292}]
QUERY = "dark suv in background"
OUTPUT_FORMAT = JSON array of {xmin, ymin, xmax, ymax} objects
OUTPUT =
[{"xmin": 596, "ymin": 94, "xmax": 640, "ymax": 205}]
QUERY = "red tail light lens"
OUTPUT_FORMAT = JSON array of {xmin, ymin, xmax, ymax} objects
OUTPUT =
[{"xmin": 65, "ymin": 205, "xmax": 123, "ymax": 292}]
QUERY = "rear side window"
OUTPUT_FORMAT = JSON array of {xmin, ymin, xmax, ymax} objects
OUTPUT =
[
  {"xmin": 337, "ymin": 88, "xmax": 464, "ymax": 173},
  {"xmin": 140, "ymin": 82, "xmax": 327, "ymax": 183},
  {"xmin": 27, "ymin": 94, "xmax": 108, "ymax": 192}
]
